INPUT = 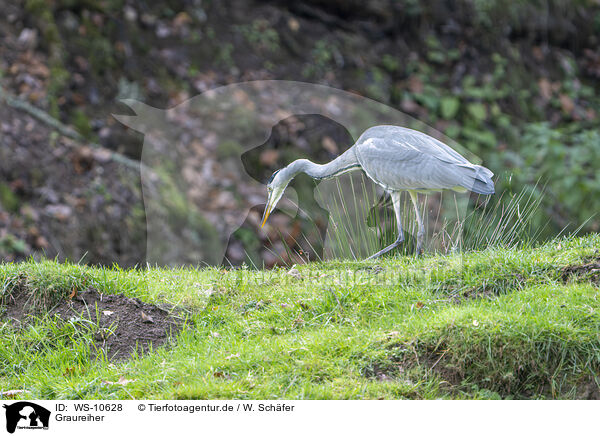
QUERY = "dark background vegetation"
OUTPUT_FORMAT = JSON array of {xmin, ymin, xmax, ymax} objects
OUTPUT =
[{"xmin": 0, "ymin": 0, "xmax": 599, "ymax": 266}]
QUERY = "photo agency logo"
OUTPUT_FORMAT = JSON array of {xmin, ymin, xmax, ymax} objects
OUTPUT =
[
  {"xmin": 3, "ymin": 402, "xmax": 51, "ymax": 433},
  {"xmin": 114, "ymin": 80, "xmax": 488, "ymax": 274}
]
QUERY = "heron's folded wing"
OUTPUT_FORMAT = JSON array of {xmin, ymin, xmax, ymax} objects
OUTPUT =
[
  {"xmin": 355, "ymin": 136, "xmax": 484, "ymax": 191},
  {"xmin": 357, "ymin": 125, "xmax": 472, "ymax": 166}
]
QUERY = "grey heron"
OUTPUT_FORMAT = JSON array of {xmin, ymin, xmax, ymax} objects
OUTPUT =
[{"xmin": 261, "ymin": 125, "xmax": 495, "ymax": 258}]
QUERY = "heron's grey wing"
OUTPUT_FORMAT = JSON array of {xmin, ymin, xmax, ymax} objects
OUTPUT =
[
  {"xmin": 358, "ymin": 125, "xmax": 494, "ymax": 179},
  {"xmin": 397, "ymin": 128, "xmax": 495, "ymax": 180},
  {"xmin": 355, "ymin": 137, "xmax": 452, "ymax": 191},
  {"xmin": 355, "ymin": 136, "xmax": 493, "ymax": 193}
]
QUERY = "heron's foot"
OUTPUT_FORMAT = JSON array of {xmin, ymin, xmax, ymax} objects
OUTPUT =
[
  {"xmin": 415, "ymin": 231, "xmax": 425, "ymax": 256},
  {"xmin": 415, "ymin": 239, "xmax": 424, "ymax": 256},
  {"xmin": 367, "ymin": 237, "xmax": 404, "ymax": 260}
]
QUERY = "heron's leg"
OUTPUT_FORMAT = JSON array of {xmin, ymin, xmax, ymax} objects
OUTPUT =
[
  {"xmin": 409, "ymin": 191, "xmax": 425, "ymax": 255},
  {"xmin": 367, "ymin": 192, "xmax": 404, "ymax": 259}
]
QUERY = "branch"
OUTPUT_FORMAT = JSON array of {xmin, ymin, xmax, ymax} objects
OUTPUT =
[{"xmin": 0, "ymin": 84, "xmax": 143, "ymax": 172}]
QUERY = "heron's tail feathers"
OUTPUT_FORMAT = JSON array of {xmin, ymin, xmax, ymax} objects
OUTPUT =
[
  {"xmin": 457, "ymin": 163, "xmax": 493, "ymax": 179},
  {"xmin": 457, "ymin": 164, "xmax": 495, "ymax": 195},
  {"xmin": 473, "ymin": 165, "xmax": 494, "ymax": 181},
  {"xmin": 468, "ymin": 177, "xmax": 495, "ymax": 195}
]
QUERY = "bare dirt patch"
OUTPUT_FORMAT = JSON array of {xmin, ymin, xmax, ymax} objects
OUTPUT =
[
  {"xmin": 560, "ymin": 257, "xmax": 600, "ymax": 285},
  {"xmin": 367, "ymin": 342, "xmax": 463, "ymax": 387},
  {"xmin": 367, "ymin": 339, "xmax": 600, "ymax": 399},
  {"xmin": 2, "ymin": 285, "xmax": 186, "ymax": 361}
]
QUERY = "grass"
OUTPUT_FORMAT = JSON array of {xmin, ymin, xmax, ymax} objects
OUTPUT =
[
  {"xmin": 287, "ymin": 173, "xmax": 546, "ymax": 265},
  {"xmin": 0, "ymin": 234, "xmax": 599, "ymax": 399}
]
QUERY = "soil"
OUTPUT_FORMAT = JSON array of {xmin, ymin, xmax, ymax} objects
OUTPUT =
[
  {"xmin": 3, "ymin": 285, "xmax": 186, "ymax": 361},
  {"xmin": 368, "ymin": 339, "xmax": 600, "ymax": 399},
  {"xmin": 560, "ymin": 257, "xmax": 600, "ymax": 285}
]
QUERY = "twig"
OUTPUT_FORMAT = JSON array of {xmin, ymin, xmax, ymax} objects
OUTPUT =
[
  {"xmin": 0, "ymin": 84, "xmax": 143, "ymax": 172},
  {"xmin": 430, "ymin": 349, "xmax": 448, "ymax": 370},
  {"xmin": 328, "ymin": 288, "xmax": 342, "ymax": 307},
  {"xmin": 281, "ymin": 375, "xmax": 297, "ymax": 396}
]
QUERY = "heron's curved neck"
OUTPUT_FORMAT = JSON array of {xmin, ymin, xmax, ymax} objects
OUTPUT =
[{"xmin": 285, "ymin": 148, "xmax": 360, "ymax": 181}]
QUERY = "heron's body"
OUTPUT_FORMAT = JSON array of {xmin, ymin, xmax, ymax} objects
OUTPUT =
[{"xmin": 262, "ymin": 125, "xmax": 495, "ymax": 258}]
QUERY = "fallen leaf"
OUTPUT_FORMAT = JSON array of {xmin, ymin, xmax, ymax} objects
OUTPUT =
[
  {"xmin": 400, "ymin": 98, "xmax": 420, "ymax": 114},
  {"xmin": 35, "ymin": 236, "xmax": 49, "ymax": 249},
  {"xmin": 377, "ymin": 373, "xmax": 393, "ymax": 382},
  {"xmin": 407, "ymin": 75, "xmax": 423, "ymax": 93},
  {"xmin": 92, "ymin": 148, "xmax": 112, "ymax": 163},
  {"xmin": 173, "ymin": 11, "xmax": 192, "ymax": 27},
  {"xmin": 287, "ymin": 268, "xmax": 301, "ymax": 279},
  {"xmin": 45, "ymin": 204, "xmax": 72, "ymax": 221},
  {"xmin": 0, "ymin": 389, "xmax": 30, "ymax": 398},
  {"xmin": 259, "ymin": 149, "xmax": 279, "ymax": 166},
  {"xmin": 141, "ymin": 311, "xmax": 154, "ymax": 323},
  {"xmin": 532, "ymin": 46, "xmax": 544, "ymax": 61},
  {"xmin": 287, "ymin": 17, "xmax": 300, "ymax": 32},
  {"xmin": 102, "ymin": 376, "xmax": 137, "ymax": 386},
  {"xmin": 71, "ymin": 146, "xmax": 94, "ymax": 174},
  {"xmin": 69, "ymin": 287, "xmax": 77, "ymax": 299},
  {"xmin": 322, "ymin": 136, "xmax": 338, "ymax": 154},
  {"xmin": 415, "ymin": 301, "xmax": 424, "ymax": 309},
  {"xmin": 559, "ymin": 94, "xmax": 575, "ymax": 114}
]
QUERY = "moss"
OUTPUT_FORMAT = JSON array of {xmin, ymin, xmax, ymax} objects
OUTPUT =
[
  {"xmin": 25, "ymin": 0, "xmax": 61, "ymax": 45},
  {"xmin": 0, "ymin": 235, "xmax": 27, "ymax": 256},
  {"xmin": 71, "ymin": 109, "xmax": 93, "ymax": 139},
  {"xmin": 155, "ymin": 175, "xmax": 222, "ymax": 264},
  {"xmin": 0, "ymin": 184, "xmax": 19, "ymax": 213},
  {"xmin": 216, "ymin": 140, "xmax": 243, "ymax": 160},
  {"xmin": 381, "ymin": 54, "xmax": 400, "ymax": 73},
  {"xmin": 26, "ymin": 0, "xmax": 69, "ymax": 118},
  {"xmin": 215, "ymin": 43, "xmax": 235, "ymax": 69},
  {"xmin": 237, "ymin": 19, "xmax": 280, "ymax": 53}
]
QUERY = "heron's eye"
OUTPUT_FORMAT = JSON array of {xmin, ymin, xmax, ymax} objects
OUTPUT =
[{"xmin": 267, "ymin": 169, "xmax": 280, "ymax": 184}]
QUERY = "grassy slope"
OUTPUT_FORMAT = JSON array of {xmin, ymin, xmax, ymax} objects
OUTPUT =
[{"xmin": 0, "ymin": 235, "xmax": 599, "ymax": 399}]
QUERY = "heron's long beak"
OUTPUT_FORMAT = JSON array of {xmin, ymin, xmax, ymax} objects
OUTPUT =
[{"xmin": 261, "ymin": 192, "xmax": 274, "ymax": 228}]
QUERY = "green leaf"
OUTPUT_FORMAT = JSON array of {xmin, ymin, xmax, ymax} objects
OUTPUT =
[
  {"xmin": 467, "ymin": 103, "xmax": 487, "ymax": 122},
  {"xmin": 440, "ymin": 97, "xmax": 460, "ymax": 119},
  {"xmin": 461, "ymin": 127, "xmax": 497, "ymax": 148}
]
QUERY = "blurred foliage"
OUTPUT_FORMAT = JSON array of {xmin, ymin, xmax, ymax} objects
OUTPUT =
[
  {"xmin": 0, "ymin": 234, "xmax": 27, "ymax": 257},
  {"xmin": 4, "ymin": 0, "xmax": 600, "ymax": 265},
  {"xmin": 236, "ymin": 19, "xmax": 281, "ymax": 53},
  {"xmin": 518, "ymin": 124, "xmax": 600, "ymax": 231},
  {"xmin": 384, "ymin": 7, "xmax": 600, "ymax": 236}
]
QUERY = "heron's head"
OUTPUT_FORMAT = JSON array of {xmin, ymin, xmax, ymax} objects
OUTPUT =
[{"xmin": 261, "ymin": 168, "xmax": 292, "ymax": 227}]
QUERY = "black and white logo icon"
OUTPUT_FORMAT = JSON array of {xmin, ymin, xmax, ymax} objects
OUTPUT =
[{"xmin": 3, "ymin": 402, "xmax": 51, "ymax": 434}]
